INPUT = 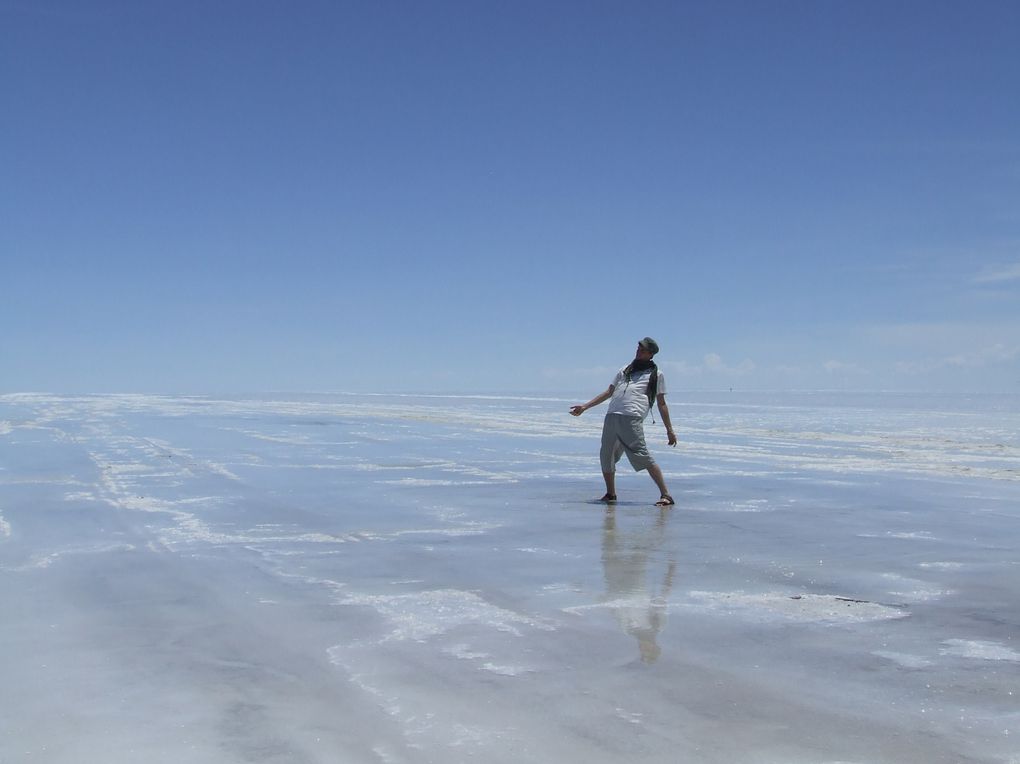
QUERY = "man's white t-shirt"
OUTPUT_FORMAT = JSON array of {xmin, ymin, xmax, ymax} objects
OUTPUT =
[{"xmin": 606, "ymin": 366, "xmax": 666, "ymax": 419}]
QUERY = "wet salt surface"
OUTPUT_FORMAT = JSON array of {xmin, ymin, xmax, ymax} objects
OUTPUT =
[{"xmin": 1, "ymin": 391, "xmax": 1018, "ymax": 763}]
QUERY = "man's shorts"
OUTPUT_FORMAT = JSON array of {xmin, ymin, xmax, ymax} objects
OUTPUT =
[{"xmin": 600, "ymin": 414, "xmax": 655, "ymax": 473}]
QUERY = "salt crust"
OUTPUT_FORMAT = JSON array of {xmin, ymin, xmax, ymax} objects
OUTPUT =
[
  {"xmin": 685, "ymin": 590, "xmax": 908, "ymax": 623},
  {"xmin": 6, "ymin": 392, "xmax": 1017, "ymax": 481},
  {"xmin": 872, "ymin": 651, "xmax": 932, "ymax": 669},
  {"xmin": 940, "ymin": 639, "xmax": 1020, "ymax": 662},
  {"xmin": 333, "ymin": 588, "xmax": 555, "ymax": 644},
  {"xmin": 4, "ymin": 543, "xmax": 136, "ymax": 572}
]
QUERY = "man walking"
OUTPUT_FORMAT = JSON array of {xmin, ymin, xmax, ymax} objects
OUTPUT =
[{"xmin": 570, "ymin": 337, "xmax": 677, "ymax": 506}]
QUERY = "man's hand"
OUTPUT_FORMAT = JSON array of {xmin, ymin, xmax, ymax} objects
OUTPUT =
[
  {"xmin": 667, "ymin": 429, "xmax": 678, "ymax": 446},
  {"xmin": 569, "ymin": 405, "xmax": 585, "ymax": 417}
]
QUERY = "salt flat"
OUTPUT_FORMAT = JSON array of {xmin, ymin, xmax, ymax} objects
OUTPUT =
[{"xmin": 1, "ymin": 392, "xmax": 1018, "ymax": 763}]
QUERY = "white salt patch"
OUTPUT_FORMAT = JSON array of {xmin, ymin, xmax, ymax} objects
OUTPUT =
[
  {"xmin": 205, "ymin": 462, "xmax": 241, "ymax": 481},
  {"xmin": 885, "ymin": 587, "xmax": 950, "ymax": 603},
  {"xmin": 615, "ymin": 708, "xmax": 644, "ymax": 725},
  {"xmin": 873, "ymin": 651, "xmax": 932, "ymax": 669},
  {"xmin": 442, "ymin": 644, "xmax": 530, "ymax": 676},
  {"xmin": 2, "ymin": 477, "xmax": 90, "ymax": 487},
  {"xmin": 339, "ymin": 669, "xmax": 404, "ymax": 718},
  {"xmin": 159, "ymin": 516, "xmax": 357, "ymax": 548},
  {"xmin": 380, "ymin": 478, "xmax": 494, "ymax": 486},
  {"xmin": 335, "ymin": 589, "xmax": 554, "ymax": 644},
  {"xmin": 278, "ymin": 572, "xmax": 348, "ymax": 595},
  {"xmin": 880, "ymin": 574, "xmax": 950, "ymax": 602},
  {"xmin": 941, "ymin": 640, "xmax": 1020, "ymax": 662},
  {"xmin": 355, "ymin": 462, "xmax": 452, "ymax": 472},
  {"xmin": 104, "ymin": 462, "xmax": 150, "ymax": 475},
  {"xmin": 919, "ymin": 561, "xmax": 965, "ymax": 570},
  {"xmin": 225, "ymin": 428, "xmax": 314, "ymax": 444},
  {"xmin": 92, "ymin": 459, "xmax": 353, "ymax": 549},
  {"xmin": 727, "ymin": 499, "xmax": 771, "ymax": 512},
  {"xmin": 389, "ymin": 525, "xmax": 498, "ymax": 538},
  {"xmin": 63, "ymin": 491, "xmax": 96, "ymax": 502},
  {"xmin": 372, "ymin": 745, "xmax": 401, "ymax": 764},
  {"xmin": 685, "ymin": 591, "xmax": 908, "ymax": 623},
  {"xmin": 426, "ymin": 506, "xmax": 471, "ymax": 522},
  {"xmin": 444, "ymin": 644, "xmax": 489, "ymax": 661},
  {"xmin": 481, "ymin": 662, "xmax": 530, "ymax": 677},
  {"xmin": 542, "ymin": 583, "xmax": 581, "ymax": 595},
  {"xmin": 353, "ymin": 518, "xmax": 500, "ymax": 542},
  {"xmin": 6, "ymin": 543, "xmax": 135, "ymax": 572},
  {"xmin": 564, "ymin": 596, "xmax": 657, "ymax": 615},
  {"xmin": 314, "ymin": 462, "xmax": 360, "ymax": 470},
  {"xmin": 0, "ymin": 510, "xmax": 10, "ymax": 539}
]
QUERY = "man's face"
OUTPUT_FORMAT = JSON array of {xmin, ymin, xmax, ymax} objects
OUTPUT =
[{"xmin": 635, "ymin": 343, "xmax": 653, "ymax": 361}]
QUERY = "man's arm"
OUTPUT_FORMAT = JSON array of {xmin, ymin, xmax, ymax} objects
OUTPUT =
[
  {"xmin": 657, "ymin": 394, "xmax": 677, "ymax": 446},
  {"xmin": 570, "ymin": 386, "xmax": 614, "ymax": 416}
]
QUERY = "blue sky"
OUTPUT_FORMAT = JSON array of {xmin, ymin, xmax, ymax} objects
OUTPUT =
[{"xmin": 3, "ymin": 0, "xmax": 1018, "ymax": 394}]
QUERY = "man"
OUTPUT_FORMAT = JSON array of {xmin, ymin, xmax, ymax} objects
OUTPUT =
[{"xmin": 570, "ymin": 337, "xmax": 677, "ymax": 506}]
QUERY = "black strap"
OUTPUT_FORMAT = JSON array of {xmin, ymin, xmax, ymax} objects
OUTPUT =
[{"xmin": 624, "ymin": 361, "xmax": 658, "ymax": 409}]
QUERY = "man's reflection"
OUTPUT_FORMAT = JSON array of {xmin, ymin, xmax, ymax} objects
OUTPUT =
[{"xmin": 601, "ymin": 506, "xmax": 676, "ymax": 663}]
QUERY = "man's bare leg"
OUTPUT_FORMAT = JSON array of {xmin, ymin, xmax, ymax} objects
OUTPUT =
[
  {"xmin": 601, "ymin": 471, "xmax": 616, "ymax": 500},
  {"xmin": 647, "ymin": 463, "xmax": 671, "ymax": 501}
]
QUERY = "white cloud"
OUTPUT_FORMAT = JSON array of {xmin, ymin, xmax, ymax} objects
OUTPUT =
[
  {"xmin": 823, "ymin": 360, "xmax": 868, "ymax": 375},
  {"xmin": 893, "ymin": 343, "xmax": 1019, "ymax": 377},
  {"xmin": 665, "ymin": 354, "xmax": 756, "ymax": 378},
  {"xmin": 664, "ymin": 360, "xmax": 705, "ymax": 377},
  {"xmin": 974, "ymin": 261, "xmax": 1020, "ymax": 284},
  {"xmin": 541, "ymin": 365, "xmax": 617, "ymax": 381},
  {"xmin": 774, "ymin": 364, "xmax": 804, "ymax": 376},
  {"xmin": 703, "ymin": 353, "xmax": 725, "ymax": 371},
  {"xmin": 857, "ymin": 319, "xmax": 1019, "ymax": 390},
  {"xmin": 866, "ymin": 320, "xmax": 1020, "ymax": 352},
  {"xmin": 943, "ymin": 343, "xmax": 1018, "ymax": 369}
]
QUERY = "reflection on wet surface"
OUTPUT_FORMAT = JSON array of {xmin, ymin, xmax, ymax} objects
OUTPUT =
[{"xmin": 601, "ymin": 507, "xmax": 676, "ymax": 663}]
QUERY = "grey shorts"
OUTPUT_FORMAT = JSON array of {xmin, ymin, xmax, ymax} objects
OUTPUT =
[{"xmin": 600, "ymin": 414, "xmax": 655, "ymax": 473}]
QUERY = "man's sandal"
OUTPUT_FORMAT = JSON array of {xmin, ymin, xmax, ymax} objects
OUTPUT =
[
  {"xmin": 599, "ymin": 493, "xmax": 617, "ymax": 503},
  {"xmin": 655, "ymin": 495, "xmax": 675, "ymax": 506}
]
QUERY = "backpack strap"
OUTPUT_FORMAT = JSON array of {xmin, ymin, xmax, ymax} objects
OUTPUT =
[
  {"xmin": 646, "ymin": 362, "xmax": 658, "ymax": 407},
  {"xmin": 646, "ymin": 363, "xmax": 658, "ymax": 423}
]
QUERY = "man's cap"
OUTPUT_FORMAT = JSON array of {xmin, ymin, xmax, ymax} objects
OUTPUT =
[{"xmin": 639, "ymin": 337, "xmax": 659, "ymax": 354}]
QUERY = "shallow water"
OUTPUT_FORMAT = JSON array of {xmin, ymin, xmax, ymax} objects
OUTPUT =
[{"xmin": 1, "ymin": 392, "xmax": 1018, "ymax": 763}]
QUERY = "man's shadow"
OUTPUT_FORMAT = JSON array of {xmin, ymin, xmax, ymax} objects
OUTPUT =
[{"xmin": 600, "ymin": 506, "xmax": 677, "ymax": 664}]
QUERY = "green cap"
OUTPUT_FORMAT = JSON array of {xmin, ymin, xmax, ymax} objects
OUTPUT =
[{"xmin": 639, "ymin": 337, "xmax": 659, "ymax": 355}]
